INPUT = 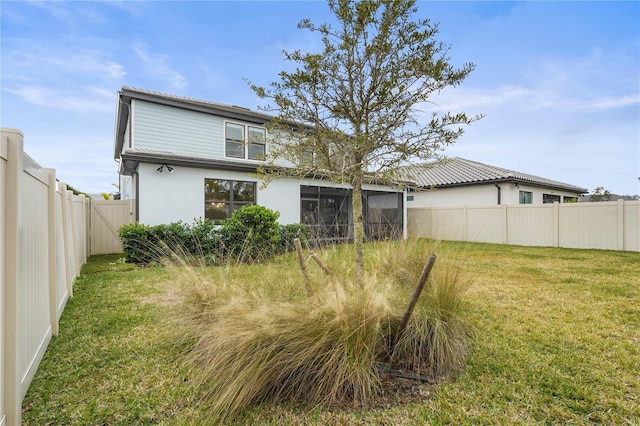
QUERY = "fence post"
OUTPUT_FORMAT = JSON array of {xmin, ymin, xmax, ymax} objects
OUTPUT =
[
  {"xmin": 4, "ymin": 129, "xmax": 24, "ymax": 426},
  {"xmin": 67, "ymin": 190, "xmax": 79, "ymax": 279},
  {"xmin": 502, "ymin": 204, "xmax": 508, "ymax": 244},
  {"xmin": 462, "ymin": 205, "xmax": 468, "ymax": 241},
  {"xmin": 0, "ymin": 133, "xmax": 6, "ymax": 426},
  {"xmin": 86, "ymin": 197, "xmax": 91, "ymax": 258},
  {"xmin": 45, "ymin": 169, "xmax": 59, "ymax": 336},
  {"xmin": 617, "ymin": 199, "xmax": 625, "ymax": 251},
  {"xmin": 59, "ymin": 183, "xmax": 73, "ymax": 298},
  {"xmin": 553, "ymin": 202, "xmax": 560, "ymax": 247}
]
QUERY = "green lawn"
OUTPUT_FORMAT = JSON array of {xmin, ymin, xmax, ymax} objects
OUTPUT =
[{"xmin": 22, "ymin": 241, "xmax": 640, "ymax": 425}]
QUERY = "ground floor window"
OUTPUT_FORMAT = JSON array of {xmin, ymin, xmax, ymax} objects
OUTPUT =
[
  {"xmin": 543, "ymin": 193, "xmax": 561, "ymax": 204},
  {"xmin": 519, "ymin": 191, "xmax": 532, "ymax": 204},
  {"xmin": 300, "ymin": 185, "xmax": 403, "ymax": 241},
  {"xmin": 205, "ymin": 179, "xmax": 256, "ymax": 222}
]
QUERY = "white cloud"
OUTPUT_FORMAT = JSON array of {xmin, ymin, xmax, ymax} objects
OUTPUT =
[
  {"xmin": 132, "ymin": 42, "xmax": 188, "ymax": 91},
  {"xmin": 3, "ymin": 86, "xmax": 113, "ymax": 112}
]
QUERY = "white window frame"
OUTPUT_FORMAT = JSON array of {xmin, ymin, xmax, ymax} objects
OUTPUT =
[{"xmin": 224, "ymin": 121, "xmax": 266, "ymax": 161}]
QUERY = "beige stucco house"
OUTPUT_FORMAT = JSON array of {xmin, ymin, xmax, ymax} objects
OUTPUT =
[{"xmin": 403, "ymin": 157, "xmax": 587, "ymax": 207}]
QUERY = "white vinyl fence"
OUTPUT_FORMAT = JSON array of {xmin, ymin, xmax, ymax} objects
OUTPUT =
[
  {"xmin": 408, "ymin": 201, "xmax": 640, "ymax": 252},
  {"xmin": 90, "ymin": 199, "xmax": 135, "ymax": 255},
  {"xmin": 1, "ymin": 128, "xmax": 95, "ymax": 426}
]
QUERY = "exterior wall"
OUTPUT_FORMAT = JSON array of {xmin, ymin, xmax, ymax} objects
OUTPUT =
[
  {"xmin": 137, "ymin": 164, "xmax": 301, "ymax": 225},
  {"xmin": 409, "ymin": 184, "xmax": 498, "ymax": 207},
  {"xmin": 409, "ymin": 182, "xmax": 581, "ymax": 207},
  {"xmin": 136, "ymin": 163, "xmax": 401, "ymax": 226}
]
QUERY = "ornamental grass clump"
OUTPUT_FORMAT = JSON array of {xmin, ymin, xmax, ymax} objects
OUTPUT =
[{"xmin": 171, "ymin": 240, "xmax": 472, "ymax": 423}]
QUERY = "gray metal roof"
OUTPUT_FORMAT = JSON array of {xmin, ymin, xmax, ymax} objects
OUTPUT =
[{"xmin": 403, "ymin": 157, "xmax": 588, "ymax": 193}]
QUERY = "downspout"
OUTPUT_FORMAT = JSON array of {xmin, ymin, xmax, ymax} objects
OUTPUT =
[
  {"xmin": 134, "ymin": 171, "xmax": 140, "ymax": 222},
  {"xmin": 495, "ymin": 183, "xmax": 501, "ymax": 205}
]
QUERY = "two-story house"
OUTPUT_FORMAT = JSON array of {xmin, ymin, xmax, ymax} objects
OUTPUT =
[{"xmin": 113, "ymin": 87, "xmax": 405, "ymax": 240}]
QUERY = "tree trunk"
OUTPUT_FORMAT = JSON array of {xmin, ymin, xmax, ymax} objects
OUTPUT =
[{"xmin": 351, "ymin": 174, "xmax": 364, "ymax": 288}]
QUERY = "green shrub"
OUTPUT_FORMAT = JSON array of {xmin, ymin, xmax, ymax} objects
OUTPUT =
[
  {"xmin": 278, "ymin": 223, "xmax": 311, "ymax": 253},
  {"xmin": 119, "ymin": 206, "xmax": 304, "ymax": 265},
  {"xmin": 219, "ymin": 205, "xmax": 282, "ymax": 262},
  {"xmin": 118, "ymin": 223, "xmax": 155, "ymax": 264}
]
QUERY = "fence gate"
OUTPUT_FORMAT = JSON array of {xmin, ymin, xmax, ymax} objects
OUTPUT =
[{"xmin": 90, "ymin": 199, "xmax": 135, "ymax": 255}]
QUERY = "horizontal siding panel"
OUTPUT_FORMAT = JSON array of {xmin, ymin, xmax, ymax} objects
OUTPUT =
[{"xmin": 133, "ymin": 100, "xmax": 224, "ymax": 159}]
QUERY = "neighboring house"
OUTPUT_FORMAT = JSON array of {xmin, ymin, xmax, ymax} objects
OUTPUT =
[
  {"xmin": 113, "ymin": 87, "xmax": 404, "ymax": 240},
  {"xmin": 403, "ymin": 157, "xmax": 587, "ymax": 207}
]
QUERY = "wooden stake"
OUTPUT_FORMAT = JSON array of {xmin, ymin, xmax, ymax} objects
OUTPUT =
[
  {"xmin": 294, "ymin": 238, "xmax": 312, "ymax": 296},
  {"xmin": 310, "ymin": 253, "xmax": 335, "ymax": 278},
  {"xmin": 395, "ymin": 254, "xmax": 437, "ymax": 346}
]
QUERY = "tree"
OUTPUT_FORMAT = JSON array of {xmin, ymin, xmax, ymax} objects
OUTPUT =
[
  {"xmin": 589, "ymin": 186, "xmax": 611, "ymax": 202},
  {"xmin": 249, "ymin": 0, "xmax": 481, "ymax": 286}
]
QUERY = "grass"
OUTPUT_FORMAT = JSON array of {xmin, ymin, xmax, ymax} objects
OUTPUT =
[{"xmin": 21, "ymin": 241, "xmax": 640, "ymax": 425}]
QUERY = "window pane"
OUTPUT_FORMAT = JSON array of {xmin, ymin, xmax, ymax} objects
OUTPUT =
[
  {"xmin": 226, "ymin": 123, "xmax": 245, "ymax": 158},
  {"xmin": 519, "ymin": 191, "xmax": 532, "ymax": 204},
  {"xmin": 205, "ymin": 179, "xmax": 231, "ymax": 201},
  {"xmin": 233, "ymin": 181, "xmax": 256, "ymax": 202},
  {"xmin": 226, "ymin": 123, "xmax": 244, "ymax": 141},
  {"xmin": 248, "ymin": 142, "xmax": 265, "ymax": 160},
  {"xmin": 226, "ymin": 140, "xmax": 244, "ymax": 158},
  {"xmin": 301, "ymin": 185, "xmax": 319, "ymax": 198},
  {"xmin": 543, "ymin": 194, "xmax": 561, "ymax": 204},
  {"xmin": 248, "ymin": 127, "xmax": 265, "ymax": 143},
  {"xmin": 231, "ymin": 202, "xmax": 252, "ymax": 214},
  {"xmin": 205, "ymin": 202, "xmax": 230, "ymax": 221}
]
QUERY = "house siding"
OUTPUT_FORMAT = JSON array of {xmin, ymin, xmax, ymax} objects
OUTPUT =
[{"xmin": 132, "ymin": 100, "xmax": 225, "ymax": 160}]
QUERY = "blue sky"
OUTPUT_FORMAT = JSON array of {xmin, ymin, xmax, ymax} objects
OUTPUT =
[{"xmin": 1, "ymin": 1, "xmax": 639, "ymax": 195}]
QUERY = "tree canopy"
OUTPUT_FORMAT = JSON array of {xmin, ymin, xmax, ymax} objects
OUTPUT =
[{"xmin": 249, "ymin": 0, "xmax": 481, "ymax": 284}]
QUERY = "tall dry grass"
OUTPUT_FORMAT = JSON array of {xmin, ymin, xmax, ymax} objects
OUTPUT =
[{"xmin": 168, "ymin": 239, "xmax": 472, "ymax": 422}]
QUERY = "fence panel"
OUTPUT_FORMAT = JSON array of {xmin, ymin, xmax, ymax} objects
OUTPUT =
[
  {"xmin": 624, "ymin": 202, "xmax": 640, "ymax": 251},
  {"xmin": 90, "ymin": 200, "xmax": 134, "ymax": 255},
  {"xmin": 467, "ymin": 206, "xmax": 505, "ymax": 244},
  {"xmin": 408, "ymin": 201, "xmax": 639, "ymax": 252},
  {"xmin": 1, "ymin": 128, "xmax": 91, "ymax": 425},
  {"xmin": 431, "ymin": 207, "xmax": 465, "ymax": 241},
  {"xmin": 559, "ymin": 201, "xmax": 620, "ymax": 250},
  {"xmin": 18, "ymin": 165, "xmax": 52, "ymax": 406},
  {"xmin": 407, "ymin": 207, "xmax": 432, "ymax": 238},
  {"xmin": 54, "ymin": 190, "xmax": 70, "ymax": 319},
  {"xmin": 507, "ymin": 204, "xmax": 555, "ymax": 247}
]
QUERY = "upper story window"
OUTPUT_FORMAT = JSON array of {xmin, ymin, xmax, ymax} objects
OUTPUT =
[
  {"xmin": 519, "ymin": 191, "xmax": 532, "ymax": 204},
  {"xmin": 225, "ymin": 122, "xmax": 266, "ymax": 161}
]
